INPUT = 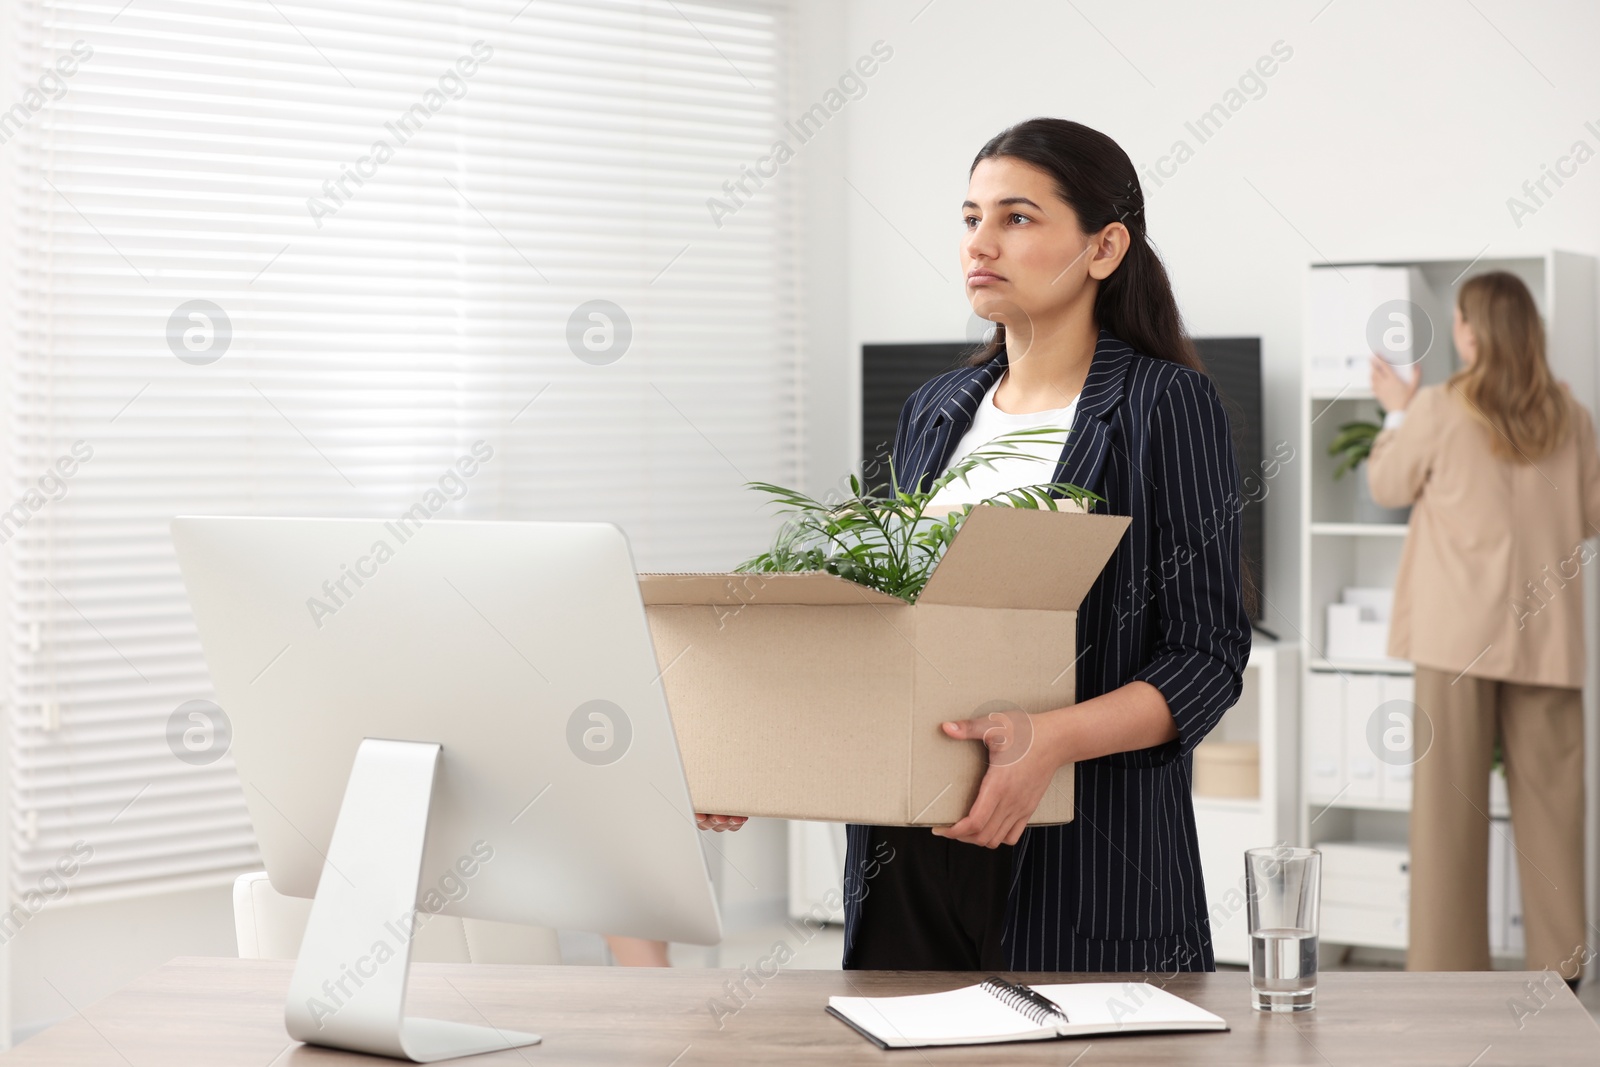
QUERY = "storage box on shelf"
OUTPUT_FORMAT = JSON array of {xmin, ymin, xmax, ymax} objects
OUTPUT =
[
  {"xmin": 1194, "ymin": 741, "xmax": 1260, "ymax": 799},
  {"xmin": 1310, "ymin": 805, "xmax": 1524, "ymax": 955},
  {"xmin": 1307, "ymin": 265, "xmax": 1431, "ymax": 397},
  {"xmin": 1491, "ymin": 817, "xmax": 1527, "ymax": 959},
  {"xmin": 1298, "ymin": 251, "xmax": 1598, "ymax": 972},
  {"xmin": 1320, "ymin": 841, "xmax": 1410, "ymax": 950},
  {"xmin": 1325, "ymin": 587, "xmax": 1406, "ymax": 667},
  {"xmin": 1304, "ymin": 668, "xmax": 1425, "ymax": 811}
]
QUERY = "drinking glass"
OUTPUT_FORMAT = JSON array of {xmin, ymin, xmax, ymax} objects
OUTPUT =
[{"xmin": 1245, "ymin": 845, "xmax": 1320, "ymax": 1013}]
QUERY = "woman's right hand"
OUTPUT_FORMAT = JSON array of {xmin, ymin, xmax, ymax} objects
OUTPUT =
[{"xmin": 696, "ymin": 813, "xmax": 748, "ymax": 832}]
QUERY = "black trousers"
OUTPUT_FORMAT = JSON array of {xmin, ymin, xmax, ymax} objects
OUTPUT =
[{"xmin": 843, "ymin": 825, "xmax": 1016, "ymax": 971}]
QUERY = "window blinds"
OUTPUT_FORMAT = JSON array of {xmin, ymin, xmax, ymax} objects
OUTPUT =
[{"xmin": 6, "ymin": 0, "xmax": 797, "ymax": 906}]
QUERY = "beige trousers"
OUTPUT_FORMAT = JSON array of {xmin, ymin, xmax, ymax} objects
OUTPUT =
[{"xmin": 1408, "ymin": 665, "xmax": 1586, "ymax": 974}]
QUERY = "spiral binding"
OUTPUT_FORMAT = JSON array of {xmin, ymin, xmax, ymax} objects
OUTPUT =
[{"xmin": 979, "ymin": 976, "xmax": 1070, "ymax": 1027}]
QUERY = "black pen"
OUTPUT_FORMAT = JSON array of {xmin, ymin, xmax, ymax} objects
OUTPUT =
[{"xmin": 981, "ymin": 976, "xmax": 1071, "ymax": 1024}]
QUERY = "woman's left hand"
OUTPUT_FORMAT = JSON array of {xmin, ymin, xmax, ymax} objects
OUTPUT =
[{"xmin": 931, "ymin": 708, "xmax": 1064, "ymax": 848}]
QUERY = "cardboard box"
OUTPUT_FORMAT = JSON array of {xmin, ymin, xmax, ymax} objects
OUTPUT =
[
  {"xmin": 1193, "ymin": 741, "xmax": 1260, "ymax": 798},
  {"xmin": 639, "ymin": 505, "xmax": 1131, "ymax": 826},
  {"xmin": 1325, "ymin": 586, "xmax": 1403, "ymax": 664}
]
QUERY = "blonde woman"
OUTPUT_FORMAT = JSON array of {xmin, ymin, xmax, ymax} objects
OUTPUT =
[{"xmin": 1367, "ymin": 270, "xmax": 1600, "ymax": 989}]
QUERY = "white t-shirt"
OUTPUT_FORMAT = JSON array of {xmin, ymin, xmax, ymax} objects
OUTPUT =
[{"xmin": 927, "ymin": 375, "xmax": 1081, "ymax": 507}]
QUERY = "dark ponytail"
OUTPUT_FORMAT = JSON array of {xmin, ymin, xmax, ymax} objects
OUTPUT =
[
  {"xmin": 965, "ymin": 118, "xmax": 1259, "ymax": 620},
  {"xmin": 964, "ymin": 117, "xmax": 1203, "ymax": 375}
]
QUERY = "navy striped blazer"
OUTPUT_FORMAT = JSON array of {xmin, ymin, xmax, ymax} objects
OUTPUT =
[{"xmin": 842, "ymin": 327, "xmax": 1252, "ymax": 972}]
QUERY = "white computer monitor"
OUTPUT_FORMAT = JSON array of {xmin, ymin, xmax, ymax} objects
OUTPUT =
[{"xmin": 172, "ymin": 516, "xmax": 722, "ymax": 1063}]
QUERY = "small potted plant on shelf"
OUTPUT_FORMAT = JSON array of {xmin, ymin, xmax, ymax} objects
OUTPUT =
[
  {"xmin": 736, "ymin": 428, "xmax": 1102, "ymax": 602},
  {"xmin": 1490, "ymin": 740, "xmax": 1508, "ymax": 812},
  {"xmin": 1327, "ymin": 406, "xmax": 1411, "ymax": 524}
]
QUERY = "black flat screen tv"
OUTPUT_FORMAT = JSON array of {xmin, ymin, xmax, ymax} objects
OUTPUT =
[{"xmin": 862, "ymin": 337, "xmax": 1264, "ymax": 623}]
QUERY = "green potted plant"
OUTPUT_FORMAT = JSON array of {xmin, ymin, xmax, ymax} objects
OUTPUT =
[
  {"xmin": 1328, "ymin": 406, "xmax": 1410, "ymax": 523},
  {"xmin": 736, "ymin": 428, "xmax": 1102, "ymax": 603},
  {"xmin": 1327, "ymin": 409, "xmax": 1383, "ymax": 480},
  {"xmin": 1490, "ymin": 740, "xmax": 1508, "ymax": 813}
]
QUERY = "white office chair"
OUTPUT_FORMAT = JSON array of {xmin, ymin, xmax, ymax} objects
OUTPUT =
[{"xmin": 232, "ymin": 871, "xmax": 563, "ymax": 964}]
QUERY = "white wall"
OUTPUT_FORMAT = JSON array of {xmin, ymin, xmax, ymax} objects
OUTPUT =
[
  {"xmin": 792, "ymin": 0, "xmax": 854, "ymax": 498},
  {"xmin": 810, "ymin": 0, "xmax": 1600, "ymax": 639}
]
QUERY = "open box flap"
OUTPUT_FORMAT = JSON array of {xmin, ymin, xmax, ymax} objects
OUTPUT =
[
  {"xmin": 916, "ymin": 505, "xmax": 1132, "ymax": 610},
  {"xmin": 639, "ymin": 571, "xmax": 907, "ymax": 607}
]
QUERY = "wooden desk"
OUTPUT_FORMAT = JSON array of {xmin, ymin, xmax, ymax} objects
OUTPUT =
[{"xmin": 7, "ymin": 958, "xmax": 1597, "ymax": 1065}]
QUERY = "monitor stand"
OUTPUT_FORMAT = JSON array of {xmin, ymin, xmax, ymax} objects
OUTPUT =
[{"xmin": 283, "ymin": 737, "xmax": 542, "ymax": 1062}]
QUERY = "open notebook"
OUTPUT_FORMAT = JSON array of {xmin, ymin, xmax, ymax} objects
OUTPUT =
[{"xmin": 827, "ymin": 977, "xmax": 1228, "ymax": 1049}]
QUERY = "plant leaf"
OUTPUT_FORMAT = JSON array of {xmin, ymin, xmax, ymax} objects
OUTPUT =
[{"xmin": 734, "ymin": 428, "xmax": 1103, "ymax": 601}]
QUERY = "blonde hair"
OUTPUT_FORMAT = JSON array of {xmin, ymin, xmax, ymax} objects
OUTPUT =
[{"xmin": 1447, "ymin": 271, "xmax": 1569, "ymax": 462}]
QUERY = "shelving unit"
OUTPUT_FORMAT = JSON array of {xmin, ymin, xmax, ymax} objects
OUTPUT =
[
  {"xmin": 1193, "ymin": 639, "xmax": 1298, "ymax": 966},
  {"xmin": 1296, "ymin": 251, "xmax": 1599, "ymax": 973},
  {"xmin": 1308, "ymin": 522, "xmax": 1409, "ymax": 537},
  {"xmin": 788, "ymin": 819, "xmax": 846, "ymax": 924}
]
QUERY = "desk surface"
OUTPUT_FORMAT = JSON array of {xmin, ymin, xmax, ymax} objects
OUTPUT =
[{"xmin": 7, "ymin": 958, "xmax": 1597, "ymax": 1065}]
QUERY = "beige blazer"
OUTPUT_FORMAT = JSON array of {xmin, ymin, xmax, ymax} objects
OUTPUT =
[{"xmin": 1366, "ymin": 381, "xmax": 1600, "ymax": 688}]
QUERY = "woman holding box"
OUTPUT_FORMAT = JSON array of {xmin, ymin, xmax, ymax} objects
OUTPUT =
[
  {"xmin": 704, "ymin": 118, "xmax": 1254, "ymax": 973},
  {"xmin": 1368, "ymin": 271, "xmax": 1598, "ymax": 990}
]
